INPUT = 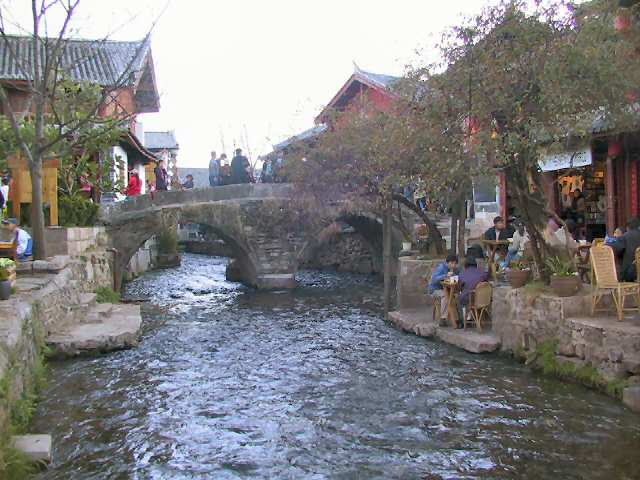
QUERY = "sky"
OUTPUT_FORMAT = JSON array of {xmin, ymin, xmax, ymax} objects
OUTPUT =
[{"xmin": 1, "ymin": 0, "xmax": 490, "ymax": 168}]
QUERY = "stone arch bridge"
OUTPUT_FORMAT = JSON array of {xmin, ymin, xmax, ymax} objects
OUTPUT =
[{"xmin": 99, "ymin": 184, "xmax": 414, "ymax": 290}]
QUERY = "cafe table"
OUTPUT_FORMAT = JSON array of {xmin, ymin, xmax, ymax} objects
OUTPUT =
[
  {"xmin": 481, "ymin": 239, "xmax": 511, "ymax": 279},
  {"xmin": 442, "ymin": 278, "xmax": 459, "ymax": 328}
]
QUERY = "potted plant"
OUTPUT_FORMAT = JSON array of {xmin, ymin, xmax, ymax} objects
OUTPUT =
[
  {"xmin": 546, "ymin": 256, "xmax": 580, "ymax": 297},
  {"xmin": 0, "ymin": 258, "xmax": 15, "ymax": 300},
  {"xmin": 506, "ymin": 260, "xmax": 531, "ymax": 288}
]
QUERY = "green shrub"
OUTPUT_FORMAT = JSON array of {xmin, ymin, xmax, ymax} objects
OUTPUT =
[
  {"xmin": 96, "ymin": 287, "xmax": 120, "ymax": 304},
  {"xmin": 59, "ymin": 195, "xmax": 99, "ymax": 227}
]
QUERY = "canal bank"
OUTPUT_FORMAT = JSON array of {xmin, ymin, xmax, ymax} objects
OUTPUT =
[
  {"xmin": 29, "ymin": 254, "xmax": 640, "ymax": 479},
  {"xmin": 0, "ymin": 228, "xmax": 144, "ymax": 475},
  {"xmin": 391, "ymin": 256, "xmax": 640, "ymax": 413}
]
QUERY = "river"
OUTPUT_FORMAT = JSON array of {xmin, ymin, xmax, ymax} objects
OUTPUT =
[{"xmin": 31, "ymin": 253, "xmax": 640, "ymax": 479}]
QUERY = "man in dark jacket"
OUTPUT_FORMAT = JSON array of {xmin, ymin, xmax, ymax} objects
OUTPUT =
[
  {"xmin": 154, "ymin": 159, "xmax": 169, "ymax": 191},
  {"xmin": 483, "ymin": 216, "xmax": 512, "ymax": 241},
  {"xmin": 611, "ymin": 218, "xmax": 640, "ymax": 281},
  {"xmin": 231, "ymin": 148, "xmax": 250, "ymax": 184}
]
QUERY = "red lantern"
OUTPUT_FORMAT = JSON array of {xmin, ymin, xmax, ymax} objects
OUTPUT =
[{"xmin": 608, "ymin": 140, "xmax": 622, "ymax": 158}]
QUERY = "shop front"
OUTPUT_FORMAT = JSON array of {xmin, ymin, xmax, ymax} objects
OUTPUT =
[{"xmin": 539, "ymin": 133, "xmax": 640, "ymax": 240}]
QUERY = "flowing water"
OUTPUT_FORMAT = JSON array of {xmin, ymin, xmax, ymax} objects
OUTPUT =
[{"xmin": 31, "ymin": 254, "xmax": 640, "ymax": 479}]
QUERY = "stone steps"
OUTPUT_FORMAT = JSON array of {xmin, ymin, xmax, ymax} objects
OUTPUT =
[
  {"xmin": 389, "ymin": 308, "xmax": 500, "ymax": 354},
  {"xmin": 12, "ymin": 434, "xmax": 52, "ymax": 464},
  {"xmin": 46, "ymin": 304, "xmax": 142, "ymax": 358}
]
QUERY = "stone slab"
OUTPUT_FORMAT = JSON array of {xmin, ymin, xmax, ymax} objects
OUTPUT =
[
  {"xmin": 46, "ymin": 304, "xmax": 142, "ymax": 357},
  {"xmin": 12, "ymin": 434, "xmax": 52, "ymax": 463},
  {"xmin": 388, "ymin": 308, "xmax": 436, "ymax": 338},
  {"xmin": 435, "ymin": 327, "xmax": 501, "ymax": 354},
  {"xmin": 568, "ymin": 315, "xmax": 640, "ymax": 334},
  {"xmin": 623, "ymin": 386, "xmax": 640, "ymax": 413}
]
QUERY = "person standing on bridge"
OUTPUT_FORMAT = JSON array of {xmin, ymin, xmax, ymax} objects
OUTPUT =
[
  {"xmin": 208, "ymin": 151, "xmax": 220, "ymax": 187},
  {"xmin": 154, "ymin": 159, "xmax": 169, "ymax": 191},
  {"xmin": 231, "ymin": 148, "xmax": 250, "ymax": 184}
]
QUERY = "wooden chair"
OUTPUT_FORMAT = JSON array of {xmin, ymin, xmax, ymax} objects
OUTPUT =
[
  {"xmin": 464, "ymin": 282, "xmax": 493, "ymax": 332},
  {"xmin": 590, "ymin": 245, "xmax": 640, "ymax": 321}
]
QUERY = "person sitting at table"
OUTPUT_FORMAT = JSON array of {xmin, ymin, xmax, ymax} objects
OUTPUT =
[
  {"xmin": 545, "ymin": 217, "xmax": 578, "ymax": 255},
  {"xmin": 427, "ymin": 254, "xmax": 459, "ymax": 324},
  {"xmin": 605, "ymin": 227, "xmax": 624, "ymax": 245},
  {"xmin": 484, "ymin": 216, "xmax": 512, "ymax": 263},
  {"xmin": 2, "ymin": 218, "xmax": 32, "ymax": 260},
  {"xmin": 503, "ymin": 221, "xmax": 529, "ymax": 268},
  {"xmin": 611, "ymin": 217, "xmax": 640, "ymax": 281},
  {"xmin": 457, "ymin": 256, "xmax": 489, "ymax": 328}
]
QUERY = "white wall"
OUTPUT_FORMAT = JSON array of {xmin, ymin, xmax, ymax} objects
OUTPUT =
[{"xmin": 111, "ymin": 145, "xmax": 129, "ymax": 201}]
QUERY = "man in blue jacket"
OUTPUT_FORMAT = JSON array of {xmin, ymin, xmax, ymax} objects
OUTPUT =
[{"xmin": 428, "ymin": 254, "xmax": 459, "ymax": 324}]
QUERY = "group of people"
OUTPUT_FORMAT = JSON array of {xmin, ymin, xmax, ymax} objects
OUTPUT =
[
  {"xmin": 208, "ymin": 149, "xmax": 253, "ymax": 186},
  {"xmin": 428, "ymin": 252, "xmax": 489, "ymax": 328}
]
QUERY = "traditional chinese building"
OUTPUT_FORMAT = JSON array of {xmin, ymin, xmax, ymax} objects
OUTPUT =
[{"xmin": 0, "ymin": 35, "xmax": 161, "ymax": 202}]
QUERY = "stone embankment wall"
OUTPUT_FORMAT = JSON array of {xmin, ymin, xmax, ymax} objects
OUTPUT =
[
  {"xmin": 301, "ymin": 232, "xmax": 381, "ymax": 275},
  {"xmin": 395, "ymin": 257, "xmax": 640, "ymax": 412},
  {"xmin": 0, "ymin": 253, "xmax": 113, "ymax": 462}
]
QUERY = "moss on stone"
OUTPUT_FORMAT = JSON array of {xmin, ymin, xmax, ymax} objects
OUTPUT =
[
  {"xmin": 531, "ymin": 340, "xmax": 627, "ymax": 400},
  {"xmin": 96, "ymin": 286, "xmax": 120, "ymax": 304}
]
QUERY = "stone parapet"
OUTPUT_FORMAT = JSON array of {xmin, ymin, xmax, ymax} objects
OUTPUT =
[
  {"xmin": 396, "ymin": 257, "xmax": 441, "ymax": 310},
  {"xmin": 46, "ymin": 226, "xmax": 107, "ymax": 257}
]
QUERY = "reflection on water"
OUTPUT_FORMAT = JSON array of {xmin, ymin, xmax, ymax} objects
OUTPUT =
[{"xmin": 31, "ymin": 254, "xmax": 640, "ymax": 479}]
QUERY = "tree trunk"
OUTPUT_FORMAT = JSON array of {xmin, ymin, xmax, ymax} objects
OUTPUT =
[
  {"xmin": 450, "ymin": 211, "xmax": 458, "ymax": 255},
  {"xmin": 383, "ymin": 194, "xmax": 393, "ymax": 319},
  {"xmin": 457, "ymin": 200, "xmax": 467, "ymax": 259},
  {"xmin": 391, "ymin": 193, "xmax": 445, "ymax": 255},
  {"xmin": 29, "ymin": 160, "xmax": 47, "ymax": 260}
]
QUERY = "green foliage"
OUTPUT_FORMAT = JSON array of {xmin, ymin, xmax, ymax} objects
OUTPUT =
[
  {"xmin": 0, "ymin": 259, "xmax": 15, "ymax": 269},
  {"xmin": 157, "ymin": 227, "xmax": 178, "ymax": 255},
  {"xmin": 96, "ymin": 287, "xmax": 120, "ymax": 304},
  {"xmin": 58, "ymin": 195, "xmax": 99, "ymax": 227},
  {"xmin": 545, "ymin": 256, "xmax": 577, "ymax": 277},
  {"xmin": 532, "ymin": 340, "xmax": 627, "ymax": 399},
  {"xmin": 0, "ymin": 269, "xmax": 9, "ymax": 282},
  {"xmin": 509, "ymin": 260, "xmax": 530, "ymax": 271}
]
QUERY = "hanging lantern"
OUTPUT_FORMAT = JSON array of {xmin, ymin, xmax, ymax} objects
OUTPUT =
[{"xmin": 608, "ymin": 140, "xmax": 622, "ymax": 158}]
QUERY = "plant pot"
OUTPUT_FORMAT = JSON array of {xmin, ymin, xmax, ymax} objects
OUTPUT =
[
  {"xmin": 507, "ymin": 269, "xmax": 530, "ymax": 288},
  {"xmin": 0, "ymin": 280, "xmax": 11, "ymax": 300},
  {"xmin": 550, "ymin": 275, "xmax": 580, "ymax": 297},
  {"xmin": 402, "ymin": 242, "xmax": 412, "ymax": 251}
]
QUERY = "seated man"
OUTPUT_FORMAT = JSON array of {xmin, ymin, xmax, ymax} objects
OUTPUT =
[
  {"xmin": 484, "ymin": 216, "xmax": 513, "ymax": 264},
  {"xmin": 611, "ymin": 218, "xmax": 640, "ymax": 281},
  {"xmin": 503, "ymin": 221, "xmax": 529, "ymax": 268},
  {"xmin": 2, "ymin": 218, "xmax": 32, "ymax": 260},
  {"xmin": 427, "ymin": 254, "xmax": 459, "ymax": 324},
  {"xmin": 457, "ymin": 256, "xmax": 489, "ymax": 328}
]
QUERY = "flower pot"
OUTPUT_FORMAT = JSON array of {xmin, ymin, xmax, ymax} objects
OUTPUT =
[
  {"xmin": 402, "ymin": 242, "xmax": 412, "ymax": 251},
  {"xmin": 550, "ymin": 275, "xmax": 580, "ymax": 297},
  {"xmin": 507, "ymin": 269, "xmax": 530, "ymax": 288},
  {"xmin": 0, "ymin": 280, "xmax": 11, "ymax": 300}
]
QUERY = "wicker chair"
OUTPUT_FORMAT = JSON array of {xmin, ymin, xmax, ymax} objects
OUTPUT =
[
  {"xmin": 592, "ymin": 238, "xmax": 605, "ymax": 248},
  {"xmin": 635, "ymin": 247, "xmax": 640, "ymax": 284},
  {"xmin": 464, "ymin": 282, "xmax": 493, "ymax": 332},
  {"xmin": 590, "ymin": 245, "xmax": 640, "ymax": 321}
]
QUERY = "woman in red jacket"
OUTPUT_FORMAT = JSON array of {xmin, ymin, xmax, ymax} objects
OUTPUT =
[{"xmin": 126, "ymin": 170, "xmax": 142, "ymax": 197}]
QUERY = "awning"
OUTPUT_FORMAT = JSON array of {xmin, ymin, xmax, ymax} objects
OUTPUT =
[{"xmin": 538, "ymin": 148, "xmax": 592, "ymax": 172}]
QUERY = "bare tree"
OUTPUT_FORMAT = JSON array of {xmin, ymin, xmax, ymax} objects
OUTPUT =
[{"xmin": 0, "ymin": 0, "xmax": 155, "ymax": 259}]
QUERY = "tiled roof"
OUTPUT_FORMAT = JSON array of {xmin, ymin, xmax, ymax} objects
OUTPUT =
[
  {"xmin": 0, "ymin": 35, "xmax": 151, "ymax": 87},
  {"xmin": 355, "ymin": 67, "xmax": 399, "ymax": 90},
  {"xmin": 273, "ymin": 124, "xmax": 327, "ymax": 151},
  {"xmin": 144, "ymin": 131, "xmax": 179, "ymax": 150}
]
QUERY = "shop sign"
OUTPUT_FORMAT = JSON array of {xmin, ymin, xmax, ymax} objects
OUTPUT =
[{"xmin": 538, "ymin": 148, "xmax": 592, "ymax": 172}]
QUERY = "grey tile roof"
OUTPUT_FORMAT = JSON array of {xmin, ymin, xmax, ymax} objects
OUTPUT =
[
  {"xmin": 356, "ymin": 68, "xmax": 399, "ymax": 90},
  {"xmin": 0, "ymin": 35, "xmax": 150, "ymax": 86},
  {"xmin": 273, "ymin": 124, "xmax": 327, "ymax": 151},
  {"xmin": 144, "ymin": 131, "xmax": 179, "ymax": 150}
]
